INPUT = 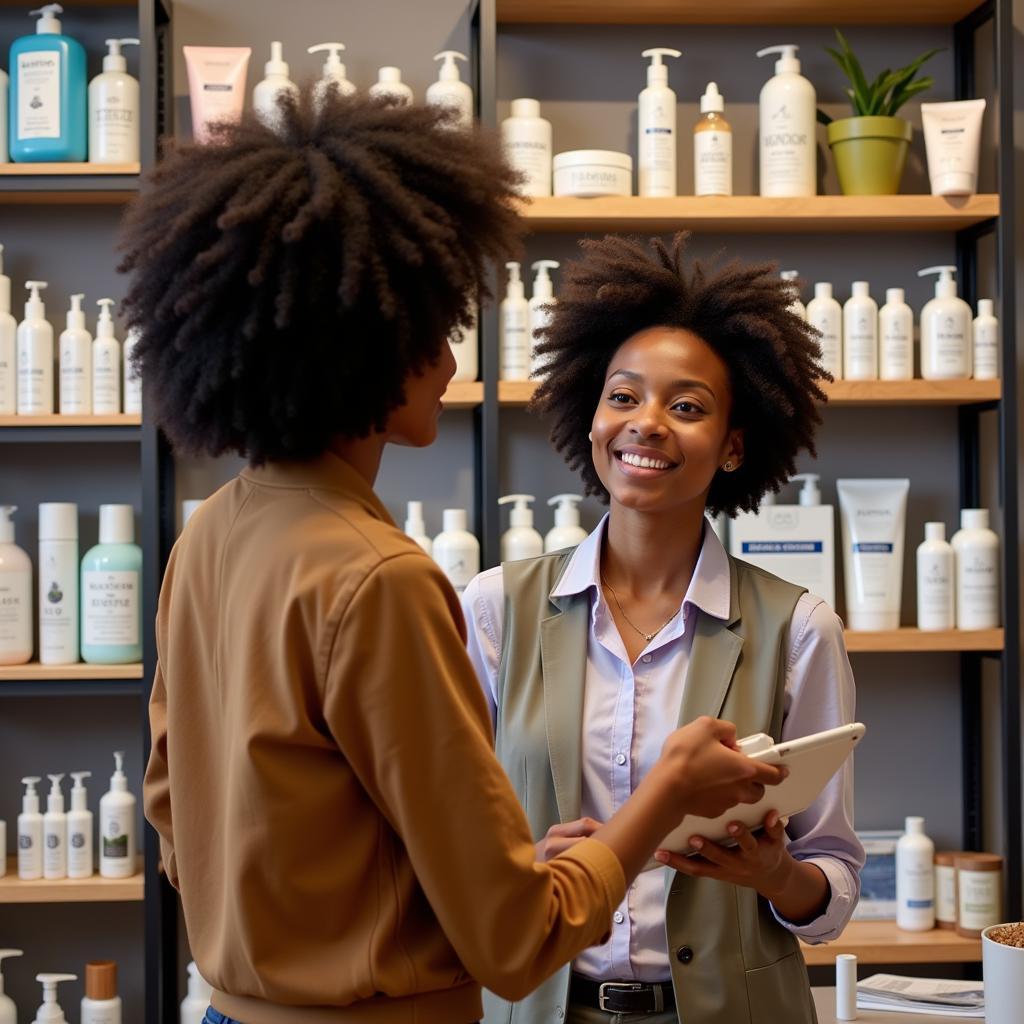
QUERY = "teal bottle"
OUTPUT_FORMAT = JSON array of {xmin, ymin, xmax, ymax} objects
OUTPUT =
[
  {"xmin": 80, "ymin": 504, "xmax": 142, "ymax": 664},
  {"xmin": 9, "ymin": 4, "xmax": 87, "ymax": 162}
]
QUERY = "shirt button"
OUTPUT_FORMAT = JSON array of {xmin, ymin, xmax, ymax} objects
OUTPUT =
[
  {"xmin": 555, "ymin": 1010, "xmax": 564, "ymax": 1019},
  {"xmin": 615, "ymin": 753, "xmax": 627, "ymax": 766},
  {"xmin": 642, "ymin": 654, "xmax": 653, "ymax": 663},
  {"xmin": 676, "ymin": 945, "xmax": 694, "ymax": 964},
  {"xmin": 613, "ymin": 911, "xmax": 625, "ymax": 924}
]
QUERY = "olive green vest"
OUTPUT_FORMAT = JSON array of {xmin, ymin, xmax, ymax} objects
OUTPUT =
[{"xmin": 484, "ymin": 550, "xmax": 818, "ymax": 1024}]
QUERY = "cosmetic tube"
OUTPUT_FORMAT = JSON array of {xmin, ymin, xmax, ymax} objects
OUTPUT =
[
  {"xmin": 184, "ymin": 47, "xmax": 251, "ymax": 143},
  {"xmin": 921, "ymin": 99, "xmax": 986, "ymax": 196}
]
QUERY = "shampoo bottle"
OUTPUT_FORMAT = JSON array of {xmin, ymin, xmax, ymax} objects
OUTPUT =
[
  {"xmin": 499, "ymin": 494, "xmax": 543, "ymax": 562},
  {"xmin": 843, "ymin": 281, "xmax": 878, "ymax": 380},
  {"xmin": 9, "ymin": 4, "xmax": 87, "ymax": 162},
  {"xmin": 81, "ymin": 961, "xmax": 120, "ymax": 1024},
  {"xmin": 16, "ymin": 281, "xmax": 53, "ymax": 415},
  {"xmin": 88, "ymin": 38, "xmax": 140, "ymax": 164},
  {"xmin": 972, "ymin": 299, "xmax": 999, "ymax": 380},
  {"xmin": 694, "ymin": 82, "xmax": 732, "ymax": 197},
  {"xmin": 38, "ymin": 502, "xmax": 78, "ymax": 664},
  {"xmin": 0, "ymin": 950, "xmax": 24, "ymax": 1024},
  {"xmin": 81, "ymin": 503, "xmax": 142, "ymax": 664},
  {"xmin": 918, "ymin": 265, "xmax": 971, "ymax": 380},
  {"xmin": 426, "ymin": 51, "xmax": 472, "ymax": 130},
  {"xmin": 951, "ymin": 508, "xmax": 1000, "ymax": 630},
  {"xmin": 500, "ymin": 261, "xmax": 529, "ymax": 381},
  {"xmin": 756, "ymin": 44, "xmax": 816, "ymax": 197},
  {"xmin": 528, "ymin": 260, "xmax": 559, "ymax": 375},
  {"xmin": 0, "ymin": 245, "xmax": 15, "ymax": 414},
  {"xmin": 0, "ymin": 505, "xmax": 32, "ymax": 665},
  {"xmin": 879, "ymin": 287, "xmax": 913, "ymax": 381},
  {"xmin": 91, "ymin": 298, "xmax": 121, "ymax": 414},
  {"xmin": 58, "ymin": 292, "xmax": 91, "ymax": 414},
  {"xmin": 369, "ymin": 67, "xmax": 412, "ymax": 106},
  {"xmin": 916, "ymin": 522, "xmax": 954, "ymax": 631},
  {"xmin": 545, "ymin": 494, "xmax": 588, "ymax": 552},
  {"xmin": 252, "ymin": 42, "xmax": 298, "ymax": 128},
  {"xmin": 780, "ymin": 270, "xmax": 806, "ymax": 320},
  {"xmin": 30, "ymin": 973, "xmax": 76, "ymax": 1024},
  {"xmin": 432, "ymin": 509, "xmax": 479, "ymax": 594},
  {"xmin": 181, "ymin": 962, "xmax": 213, "ymax": 1024},
  {"xmin": 638, "ymin": 47, "xmax": 682, "ymax": 197},
  {"xmin": 806, "ymin": 282, "xmax": 842, "ymax": 379},
  {"xmin": 448, "ymin": 312, "xmax": 478, "ymax": 383},
  {"xmin": 501, "ymin": 99, "xmax": 552, "ymax": 198},
  {"xmin": 896, "ymin": 816, "xmax": 935, "ymax": 931},
  {"xmin": 99, "ymin": 750, "xmax": 136, "ymax": 878},
  {"xmin": 0, "ymin": 66, "xmax": 7, "ymax": 162},
  {"xmin": 122, "ymin": 327, "xmax": 141, "ymax": 414},
  {"xmin": 67, "ymin": 769, "xmax": 93, "ymax": 878},
  {"xmin": 404, "ymin": 501, "xmax": 433, "ymax": 556},
  {"xmin": 308, "ymin": 43, "xmax": 356, "ymax": 107},
  {"xmin": 17, "ymin": 776, "xmax": 43, "ymax": 880},
  {"xmin": 43, "ymin": 773, "xmax": 66, "ymax": 880}
]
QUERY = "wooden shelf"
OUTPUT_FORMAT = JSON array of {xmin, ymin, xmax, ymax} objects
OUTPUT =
[
  {"xmin": 443, "ymin": 382, "xmax": 484, "ymax": 408},
  {"xmin": 515, "ymin": 195, "xmax": 1000, "ymax": 234},
  {"xmin": 844, "ymin": 628, "xmax": 1004, "ymax": 653},
  {"xmin": 0, "ymin": 662, "xmax": 144, "ymax": 682},
  {"xmin": 800, "ymin": 921, "xmax": 981, "ymax": 965},
  {"xmin": 0, "ymin": 859, "xmax": 144, "ymax": 904},
  {"xmin": 498, "ymin": 1, "xmax": 980, "ymax": 25},
  {"xmin": 0, "ymin": 414, "xmax": 141, "ymax": 428},
  {"xmin": 0, "ymin": 163, "xmax": 140, "ymax": 176}
]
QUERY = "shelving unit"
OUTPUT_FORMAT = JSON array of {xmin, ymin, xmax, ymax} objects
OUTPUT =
[
  {"xmin": 0, "ymin": 861, "xmax": 145, "ymax": 904},
  {"xmin": 799, "ymin": 922, "xmax": 981, "ymax": 967},
  {"xmin": 0, "ymin": 662, "xmax": 144, "ymax": 681},
  {"xmin": 443, "ymin": 381, "xmax": 485, "ymax": 408}
]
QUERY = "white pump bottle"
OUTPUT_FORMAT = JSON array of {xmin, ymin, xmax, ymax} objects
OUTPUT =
[
  {"xmin": 89, "ymin": 38, "xmax": 140, "ymax": 164},
  {"xmin": 0, "ymin": 505, "xmax": 32, "ymax": 666},
  {"xmin": 253, "ymin": 42, "xmax": 299, "ymax": 128},
  {"xmin": 369, "ymin": 67, "xmax": 413, "ymax": 106},
  {"xmin": 181, "ymin": 962, "xmax": 213, "ymax": 1024},
  {"xmin": 529, "ymin": 260, "xmax": 559, "ymax": 375},
  {"xmin": 43, "ymin": 773, "xmax": 67, "ymax": 880},
  {"xmin": 918, "ymin": 266, "xmax": 972, "ymax": 380},
  {"xmin": 18, "ymin": 776, "xmax": 43, "ymax": 879},
  {"xmin": 545, "ymin": 495, "xmax": 588, "ymax": 552},
  {"xmin": 426, "ymin": 51, "xmax": 472, "ymax": 130},
  {"xmin": 99, "ymin": 751, "xmax": 136, "ymax": 878},
  {"xmin": 756, "ymin": 45, "xmax": 816, "ymax": 197},
  {"xmin": 59, "ymin": 293, "xmax": 92, "ymax": 414},
  {"xmin": 308, "ymin": 43, "xmax": 356, "ymax": 106},
  {"xmin": 0, "ymin": 950, "xmax": 24, "ymax": 1024},
  {"xmin": 17, "ymin": 281, "xmax": 53, "ymax": 415},
  {"xmin": 67, "ymin": 770, "xmax": 94, "ymax": 878},
  {"xmin": 499, "ymin": 495, "xmax": 544, "ymax": 562},
  {"xmin": 500, "ymin": 262, "xmax": 530, "ymax": 381},
  {"xmin": 404, "ymin": 501, "xmax": 433, "ymax": 556},
  {"xmin": 638, "ymin": 48, "xmax": 682, "ymax": 197},
  {"xmin": 0, "ymin": 245, "xmax": 16, "ymax": 415},
  {"xmin": 31, "ymin": 974, "xmax": 76, "ymax": 1024},
  {"xmin": 93, "ymin": 298, "xmax": 121, "ymax": 414},
  {"xmin": 780, "ymin": 270, "xmax": 806, "ymax": 320}
]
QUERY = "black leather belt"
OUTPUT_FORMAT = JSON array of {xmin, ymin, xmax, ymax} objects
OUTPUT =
[{"xmin": 570, "ymin": 973, "xmax": 676, "ymax": 1014}]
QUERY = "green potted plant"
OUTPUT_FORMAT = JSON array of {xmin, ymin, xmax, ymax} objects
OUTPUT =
[{"xmin": 818, "ymin": 30, "xmax": 941, "ymax": 195}]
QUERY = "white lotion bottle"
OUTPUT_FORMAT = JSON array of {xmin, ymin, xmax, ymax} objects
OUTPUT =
[
  {"xmin": 951, "ymin": 509, "xmax": 1000, "ymax": 630},
  {"xmin": 0, "ymin": 950, "xmax": 24, "ymax": 1024},
  {"xmin": 638, "ymin": 47, "xmax": 682, "ymax": 197},
  {"xmin": 432, "ymin": 509, "xmax": 479, "ymax": 594},
  {"xmin": 0, "ymin": 245, "xmax": 16, "ymax": 415},
  {"xmin": 694, "ymin": 82, "xmax": 732, "ymax": 197},
  {"xmin": 404, "ymin": 501, "xmax": 433, "ymax": 556},
  {"xmin": 501, "ymin": 99, "xmax": 552, "ymax": 198},
  {"xmin": 0, "ymin": 67, "xmax": 7, "ymax": 164},
  {"xmin": 43, "ymin": 773, "xmax": 67, "ymax": 880},
  {"xmin": 896, "ymin": 816, "xmax": 935, "ymax": 931},
  {"xmin": 59, "ymin": 293, "xmax": 92, "ymax": 414},
  {"xmin": 756, "ymin": 45, "xmax": 816, "ymax": 197},
  {"xmin": 972, "ymin": 299, "xmax": 999, "ymax": 380},
  {"xmin": 253, "ymin": 42, "xmax": 299, "ymax": 127},
  {"xmin": 67, "ymin": 770, "xmax": 94, "ymax": 878},
  {"xmin": 545, "ymin": 494, "xmax": 588, "ymax": 552},
  {"xmin": 843, "ymin": 281, "xmax": 878, "ymax": 380},
  {"xmin": 879, "ymin": 287, "xmax": 914, "ymax": 381},
  {"xmin": 38, "ymin": 502, "xmax": 79, "ymax": 665},
  {"xmin": 807, "ymin": 282, "xmax": 842, "ymax": 379},
  {"xmin": 181, "ymin": 962, "xmax": 213, "ymax": 1024},
  {"xmin": 500, "ymin": 261, "xmax": 530, "ymax": 381},
  {"xmin": 369, "ymin": 67, "xmax": 413, "ymax": 106},
  {"xmin": 780, "ymin": 270, "xmax": 806, "ymax": 320},
  {"xmin": 529, "ymin": 260, "xmax": 559, "ymax": 375},
  {"xmin": 88, "ymin": 38, "xmax": 140, "ymax": 164},
  {"xmin": 31, "ymin": 974, "xmax": 76, "ymax": 1024},
  {"xmin": 81, "ymin": 961, "xmax": 120, "ymax": 1024},
  {"xmin": 122, "ymin": 327, "xmax": 142, "ymax": 414},
  {"xmin": 16, "ymin": 281, "xmax": 53, "ymax": 415},
  {"xmin": 99, "ymin": 751, "xmax": 136, "ymax": 878},
  {"xmin": 448, "ymin": 311, "xmax": 478, "ymax": 383},
  {"xmin": 499, "ymin": 495, "xmax": 544, "ymax": 562},
  {"xmin": 92, "ymin": 299, "xmax": 121, "ymax": 414},
  {"xmin": 0, "ymin": 505, "xmax": 32, "ymax": 665},
  {"xmin": 917, "ymin": 522, "xmax": 954, "ymax": 631},
  {"xmin": 17, "ymin": 776, "xmax": 43, "ymax": 880},
  {"xmin": 918, "ymin": 265, "xmax": 971, "ymax": 380},
  {"xmin": 426, "ymin": 51, "xmax": 472, "ymax": 130},
  {"xmin": 308, "ymin": 43, "xmax": 356, "ymax": 106}
]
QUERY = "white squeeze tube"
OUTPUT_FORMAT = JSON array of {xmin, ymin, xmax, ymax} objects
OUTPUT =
[{"xmin": 920, "ymin": 99, "xmax": 986, "ymax": 196}]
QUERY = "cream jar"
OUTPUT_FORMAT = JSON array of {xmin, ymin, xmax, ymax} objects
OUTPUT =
[{"xmin": 553, "ymin": 149, "xmax": 632, "ymax": 198}]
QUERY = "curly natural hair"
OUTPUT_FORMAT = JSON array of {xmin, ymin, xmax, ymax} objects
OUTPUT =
[
  {"xmin": 530, "ymin": 233, "xmax": 830, "ymax": 516},
  {"xmin": 118, "ymin": 88, "xmax": 522, "ymax": 463}
]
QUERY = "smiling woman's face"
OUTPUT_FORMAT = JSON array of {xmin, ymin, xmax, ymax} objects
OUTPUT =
[{"xmin": 590, "ymin": 326, "xmax": 744, "ymax": 516}]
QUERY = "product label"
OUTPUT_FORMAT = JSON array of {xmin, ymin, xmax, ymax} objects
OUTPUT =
[
  {"xmin": 845, "ymin": 315, "xmax": 878, "ymax": 377},
  {"xmin": 0, "ymin": 330, "xmax": 14, "ymax": 414},
  {"xmin": 44, "ymin": 827, "xmax": 64, "ymax": 875},
  {"xmin": 17, "ymin": 334, "xmax": 50, "ymax": 413},
  {"xmin": 60, "ymin": 348, "xmax": 89, "ymax": 413},
  {"xmin": 935, "ymin": 863, "xmax": 957, "ymax": 922},
  {"xmin": 17, "ymin": 50, "xmax": 62, "ymax": 140},
  {"xmin": 92, "ymin": 91, "xmax": 136, "ymax": 160},
  {"xmin": 501, "ymin": 307, "xmax": 529, "ymax": 377},
  {"xmin": 928, "ymin": 311, "xmax": 970, "ymax": 375},
  {"xmin": 899, "ymin": 859, "xmax": 934, "ymax": 905},
  {"xmin": 93, "ymin": 351, "xmax": 120, "ymax": 414},
  {"xmin": 123, "ymin": 332, "xmax": 143, "ymax": 414},
  {"xmin": 918, "ymin": 555, "xmax": 953, "ymax": 624},
  {"xmin": 958, "ymin": 869, "xmax": 1000, "ymax": 930},
  {"xmin": 83, "ymin": 570, "xmax": 139, "ymax": 647},
  {"xmin": 102, "ymin": 807, "xmax": 133, "ymax": 860},
  {"xmin": 808, "ymin": 311, "xmax": 841, "ymax": 377},
  {"xmin": 0, "ymin": 573, "xmax": 30, "ymax": 648},
  {"xmin": 761, "ymin": 102, "xmax": 813, "ymax": 192},
  {"xmin": 39, "ymin": 548, "xmax": 77, "ymax": 660},
  {"xmin": 504, "ymin": 139, "xmax": 550, "ymax": 196},
  {"xmin": 974, "ymin": 322, "xmax": 999, "ymax": 378},
  {"xmin": 880, "ymin": 318, "xmax": 913, "ymax": 378},
  {"xmin": 742, "ymin": 540, "xmax": 823, "ymax": 554},
  {"xmin": 957, "ymin": 551, "xmax": 999, "ymax": 626},
  {"xmin": 81, "ymin": 1008, "xmax": 119, "ymax": 1024},
  {"xmin": 695, "ymin": 130, "xmax": 732, "ymax": 196}
]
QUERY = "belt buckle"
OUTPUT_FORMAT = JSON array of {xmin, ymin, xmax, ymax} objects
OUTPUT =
[{"xmin": 598, "ymin": 981, "xmax": 646, "ymax": 1013}]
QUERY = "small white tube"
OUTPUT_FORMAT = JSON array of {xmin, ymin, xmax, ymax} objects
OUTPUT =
[
  {"xmin": 837, "ymin": 478, "xmax": 909, "ymax": 631},
  {"xmin": 921, "ymin": 99, "xmax": 986, "ymax": 196},
  {"xmin": 184, "ymin": 46, "xmax": 252, "ymax": 144},
  {"xmin": 835, "ymin": 953, "xmax": 858, "ymax": 1020}
]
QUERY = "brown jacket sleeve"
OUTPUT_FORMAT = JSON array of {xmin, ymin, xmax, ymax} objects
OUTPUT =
[
  {"xmin": 321, "ymin": 552, "xmax": 625, "ymax": 1000},
  {"xmin": 144, "ymin": 659, "xmax": 179, "ymax": 890}
]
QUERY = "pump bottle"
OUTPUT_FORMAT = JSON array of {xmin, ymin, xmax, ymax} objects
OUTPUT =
[
  {"xmin": 122, "ymin": 327, "xmax": 141, "ymax": 414},
  {"xmin": 0, "ymin": 505, "xmax": 32, "ymax": 665},
  {"xmin": 99, "ymin": 751, "xmax": 136, "ymax": 878},
  {"xmin": 308, "ymin": 43, "xmax": 356, "ymax": 107},
  {"xmin": 916, "ymin": 522, "xmax": 954, "ymax": 631},
  {"xmin": 0, "ymin": 245, "xmax": 15, "ymax": 414},
  {"xmin": 638, "ymin": 48, "xmax": 682, "ymax": 197},
  {"xmin": 500, "ymin": 262, "xmax": 529, "ymax": 381},
  {"xmin": 81, "ymin": 961, "xmax": 120, "ymax": 1024},
  {"xmin": 426, "ymin": 51, "xmax": 472, "ymax": 130},
  {"xmin": 951, "ymin": 509, "xmax": 1000, "ymax": 630},
  {"xmin": 918, "ymin": 266, "xmax": 971, "ymax": 379},
  {"xmin": 501, "ymin": 99, "xmax": 552, "ymax": 197},
  {"xmin": 17, "ymin": 281, "xmax": 53, "ymax": 415},
  {"xmin": 88, "ymin": 38, "xmax": 140, "ymax": 164},
  {"xmin": 499, "ymin": 495, "xmax": 543, "ymax": 562},
  {"xmin": 18, "ymin": 776, "xmax": 43, "ymax": 879},
  {"xmin": 843, "ymin": 281, "xmax": 878, "ymax": 380},
  {"xmin": 780, "ymin": 270, "xmax": 806, "ymax": 320},
  {"xmin": 432, "ymin": 509, "xmax": 479, "ymax": 594},
  {"xmin": 694, "ymin": 82, "xmax": 732, "ymax": 196},
  {"xmin": 756, "ymin": 44, "xmax": 816, "ymax": 197},
  {"xmin": 0, "ymin": 950, "xmax": 24, "ymax": 1024},
  {"xmin": 896, "ymin": 817, "xmax": 935, "ymax": 931},
  {"xmin": 545, "ymin": 494, "xmax": 588, "ymax": 552},
  {"xmin": 806, "ymin": 282, "xmax": 842, "ymax": 379},
  {"xmin": 181, "ymin": 962, "xmax": 213, "ymax": 1024},
  {"xmin": 404, "ymin": 501, "xmax": 432, "ymax": 556},
  {"xmin": 528, "ymin": 260, "xmax": 559, "ymax": 375},
  {"xmin": 67, "ymin": 770, "xmax": 93, "ymax": 878},
  {"xmin": 972, "ymin": 299, "xmax": 999, "ymax": 380},
  {"xmin": 369, "ymin": 67, "xmax": 413, "ymax": 106},
  {"xmin": 92, "ymin": 298, "xmax": 121, "ymax": 414},
  {"xmin": 31, "ymin": 973, "xmax": 76, "ymax": 1024},
  {"xmin": 38, "ymin": 502, "xmax": 78, "ymax": 664},
  {"xmin": 253, "ymin": 42, "xmax": 298, "ymax": 128},
  {"xmin": 43, "ymin": 773, "xmax": 67, "ymax": 879},
  {"xmin": 879, "ymin": 287, "xmax": 913, "ymax": 381},
  {"xmin": 59, "ymin": 293, "xmax": 91, "ymax": 414}
]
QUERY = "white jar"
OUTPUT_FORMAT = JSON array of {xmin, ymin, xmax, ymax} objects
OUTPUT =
[
  {"xmin": 951, "ymin": 508, "xmax": 1000, "ymax": 629},
  {"xmin": 955, "ymin": 853, "xmax": 1002, "ymax": 937},
  {"xmin": 553, "ymin": 150, "xmax": 632, "ymax": 198},
  {"xmin": 501, "ymin": 98, "xmax": 552, "ymax": 198}
]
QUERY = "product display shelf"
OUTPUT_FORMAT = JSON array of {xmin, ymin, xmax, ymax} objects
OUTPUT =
[
  {"xmin": 0, "ymin": 859, "xmax": 145, "ymax": 904},
  {"xmin": 0, "ymin": 413, "xmax": 143, "ymax": 442},
  {"xmin": 443, "ymin": 381, "xmax": 485, "ymax": 408},
  {"xmin": 799, "ymin": 922, "xmax": 981, "ymax": 966},
  {"xmin": 0, "ymin": 661, "xmax": 144, "ymax": 681},
  {"xmin": 0, "ymin": 163, "xmax": 140, "ymax": 176},
  {"xmin": 843, "ymin": 628, "xmax": 1004, "ymax": 654}
]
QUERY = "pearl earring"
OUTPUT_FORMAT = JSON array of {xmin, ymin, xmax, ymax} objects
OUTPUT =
[
  {"xmin": 723, "ymin": 461, "xmax": 734, "ymax": 472},
  {"xmin": 588, "ymin": 431, "xmax": 593, "ymax": 442}
]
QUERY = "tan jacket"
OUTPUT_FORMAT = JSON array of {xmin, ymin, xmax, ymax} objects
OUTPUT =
[{"xmin": 143, "ymin": 453, "xmax": 625, "ymax": 1024}]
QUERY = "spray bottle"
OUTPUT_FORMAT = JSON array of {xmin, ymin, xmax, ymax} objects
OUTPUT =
[
  {"xmin": 0, "ymin": 950, "xmax": 24, "ymax": 1024},
  {"xmin": 545, "ymin": 495, "xmax": 588, "ymax": 552},
  {"xmin": 426, "ymin": 51, "xmax": 472, "ymax": 129},
  {"xmin": 638, "ymin": 48, "xmax": 682, "ymax": 197},
  {"xmin": 92, "ymin": 298, "xmax": 121, "ymax": 414},
  {"xmin": 18, "ymin": 776, "xmax": 43, "ymax": 879},
  {"xmin": 31, "ymin": 974, "xmax": 76, "ymax": 1024},
  {"xmin": 529, "ymin": 260, "xmax": 559, "ymax": 375},
  {"xmin": 43, "ymin": 773, "xmax": 67, "ymax": 880},
  {"xmin": 67, "ymin": 770, "xmax": 94, "ymax": 878},
  {"xmin": 500, "ymin": 262, "xmax": 529, "ymax": 381},
  {"xmin": 499, "ymin": 495, "xmax": 543, "ymax": 562},
  {"xmin": 308, "ymin": 43, "xmax": 356, "ymax": 107}
]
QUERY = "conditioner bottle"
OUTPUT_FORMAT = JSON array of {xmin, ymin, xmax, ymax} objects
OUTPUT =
[
  {"xmin": 638, "ymin": 48, "xmax": 681, "ymax": 197},
  {"xmin": 0, "ymin": 246, "xmax": 15, "ymax": 415},
  {"xmin": 0, "ymin": 505, "xmax": 32, "ymax": 665},
  {"xmin": 806, "ymin": 282, "xmax": 842, "ymax": 379},
  {"xmin": 951, "ymin": 509, "xmax": 1000, "ymax": 630},
  {"xmin": 972, "ymin": 299, "xmax": 998, "ymax": 380},
  {"xmin": 16, "ymin": 281, "xmax": 53, "ymax": 415},
  {"xmin": 433, "ymin": 509, "xmax": 479, "ymax": 594},
  {"xmin": 756, "ymin": 44, "xmax": 816, "ymax": 197},
  {"xmin": 694, "ymin": 82, "xmax": 731, "ymax": 196},
  {"xmin": 916, "ymin": 522, "xmax": 954, "ymax": 631},
  {"xmin": 500, "ymin": 262, "xmax": 529, "ymax": 381},
  {"xmin": 879, "ymin": 287, "xmax": 913, "ymax": 381},
  {"xmin": 918, "ymin": 265, "xmax": 971, "ymax": 380},
  {"xmin": 843, "ymin": 281, "xmax": 878, "ymax": 380},
  {"xmin": 58, "ymin": 293, "xmax": 91, "ymax": 414},
  {"xmin": 99, "ymin": 751, "xmax": 136, "ymax": 878},
  {"xmin": 896, "ymin": 816, "xmax": 935, "ymax": 931}
]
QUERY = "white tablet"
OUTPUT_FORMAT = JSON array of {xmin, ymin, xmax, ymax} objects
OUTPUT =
[{"xmin": 650, "ymin": 722, "xmax": 866, "ymax": 868}]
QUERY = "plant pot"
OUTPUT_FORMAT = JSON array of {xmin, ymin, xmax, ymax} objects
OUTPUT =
[
  {"xmin": 826, "ymin": 115, "xmax": 913, "ymax": 195},
  {"xmin": 982, "ymin": 923, "xmax": 1024, "ymax": 1023}
]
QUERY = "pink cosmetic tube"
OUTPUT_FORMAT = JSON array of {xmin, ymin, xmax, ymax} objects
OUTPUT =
[{"xmin": 184, "ymin": 46, "xmax": 251, "ymax": 143}]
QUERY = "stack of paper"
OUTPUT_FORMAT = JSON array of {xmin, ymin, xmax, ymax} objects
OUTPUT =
[{"xmin": 856, "ymin": 975, "xmax": 985, "ymax": 1018}]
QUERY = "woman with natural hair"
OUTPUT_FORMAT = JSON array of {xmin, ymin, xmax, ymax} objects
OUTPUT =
[
  {"xmin": 463, "ymin": 234, "xmax": 865, "ymax": 1024},
  {"xmin": 130, "ymin": 92, "xmax": 786, "ymax": 1024}
]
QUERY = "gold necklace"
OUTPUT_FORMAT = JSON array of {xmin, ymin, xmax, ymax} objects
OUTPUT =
[{"xmin": 601, "ymin": 575, "xmax": 680, "ymax": 643}]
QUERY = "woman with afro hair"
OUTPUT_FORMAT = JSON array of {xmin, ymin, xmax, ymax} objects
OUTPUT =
[
  {"xmin": 130, "ymin": 91, "xmax": 786, "ymax": 1024},
  {"xmin": 463, "ymin": 234, "xmax": 865, "ymax": 1024}
]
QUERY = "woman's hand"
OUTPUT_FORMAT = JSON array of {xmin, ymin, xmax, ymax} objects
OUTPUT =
[{"xmin": 536, "ymin": 817, "xmax": 603, "ymax": 862}]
